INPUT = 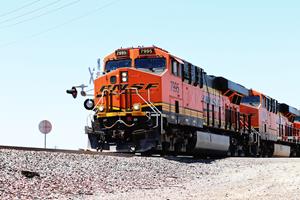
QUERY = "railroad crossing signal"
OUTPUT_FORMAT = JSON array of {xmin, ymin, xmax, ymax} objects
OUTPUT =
[{"xmin": 89, "ymin": 67, "xmax": 95, "ymax": 85}]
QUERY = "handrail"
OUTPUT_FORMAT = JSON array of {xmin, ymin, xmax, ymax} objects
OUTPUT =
[
  {"xmin": 129, "ymin": 88, "xmax": 161, "ymax": 130},
  {"xmin": 86, "ymin": 89, "xmax": 110, "ymax": 127},
  {"xmin": 86, "ymin": 87, "xmax": 164, "ymax": 133},
  {"xmin": 251, "ymin": 128, "xmax": 261, "ymax": 149}
]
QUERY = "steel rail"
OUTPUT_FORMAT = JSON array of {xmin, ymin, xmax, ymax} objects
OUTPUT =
[{"xmin": 0, "ymin": 145, "xmax": 133, "ymax": 157}]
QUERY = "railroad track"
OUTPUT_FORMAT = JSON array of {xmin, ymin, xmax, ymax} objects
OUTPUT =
[
  {"xmin": 0, "ymin": 145, "xmax": 133, "ymax": 157},
  {"xmin": 0, "ymin": 145, "xmax": 214, "ymax": 160}
]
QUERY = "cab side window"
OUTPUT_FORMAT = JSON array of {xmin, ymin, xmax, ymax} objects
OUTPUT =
[
  {"xmin": 262, "ymin": 96, "xmax": 266, "ymax": 108},
  {"xmin": 171, "ymin": 59, "xmax": 178, "ymax": 76},
  {"xmin": 178, "ymin": 63, "xmax": 182, "ymax": 77},
  {"xmin": 171, "ymin": 58, "xmax": 182, "ymax": 78}
]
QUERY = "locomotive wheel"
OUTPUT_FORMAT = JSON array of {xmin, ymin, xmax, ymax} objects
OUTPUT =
[
  {"xmin": 161, "ymin": 142, "xmax": 170, "ymax": 156},
  {"xmin": 174, "ymin": 142, "xmax": 182, "ymax": 155},
  {"xmin": 290, "ymin": 149, "xmax": 297, "ymax": 157},
  {"xmin": 141, "ymin": 148, "xmax": 154, "ymax": 156}
]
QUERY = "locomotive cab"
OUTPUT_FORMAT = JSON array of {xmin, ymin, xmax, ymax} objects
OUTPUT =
[
  {"xmin": 87, "ymin": 47, "xmax": 170, "ymax": 152},
  {"xmin": 240, "ymin": 95, "xmax": 260, "ymax": 130},
  {"xmin": 294, "ymin": 117, "xmax": 300, "ymax": 142},
  {"xmin": 278, "ymin": 104, "xmax": 300, "ymax": 142},
  {"xmin": 240, "ymin": 90, "xmax": 279, "ymax": 138}
]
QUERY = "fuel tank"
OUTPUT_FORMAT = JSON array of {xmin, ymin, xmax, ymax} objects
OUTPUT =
[
  {"xmin": 273, "ymin": 144, "xmax": 290, "ymax": 157},
  {"xmin": 194, "ymin": 131, "xmax": 230, "ymax": 156}
]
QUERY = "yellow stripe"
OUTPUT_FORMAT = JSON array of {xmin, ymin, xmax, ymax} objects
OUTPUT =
[
  {"xmin": 97, "ymin": 112, "xmax": 147, "ymax": 118},
  {"xmin": 96, "ymin": 102, "xmax": 205, "ymax": 120}
]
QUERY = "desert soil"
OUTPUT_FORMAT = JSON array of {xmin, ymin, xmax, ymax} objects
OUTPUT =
[{"xmin": 1, "ymin": 149, "xmax": 300, "ymax": 200}]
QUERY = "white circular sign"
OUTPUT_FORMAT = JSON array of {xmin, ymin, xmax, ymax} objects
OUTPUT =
[{"xmin": 39, "ymin": 120, "xmax": 52, "ymax": 134}]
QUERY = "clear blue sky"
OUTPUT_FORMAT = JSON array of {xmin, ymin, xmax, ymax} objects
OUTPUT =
[{"xmin": 0, "ymin": 0, "xmax": 299, "ymax": 149}]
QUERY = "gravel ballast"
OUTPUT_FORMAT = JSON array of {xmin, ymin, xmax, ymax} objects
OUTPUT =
[{"xmin": 1, "ymin": 149, "xmax": 300, "ymax": 200}]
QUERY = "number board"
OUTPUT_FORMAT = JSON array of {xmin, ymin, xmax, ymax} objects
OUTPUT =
[
  {"xmin": 115, "ymin": 49, "xmax": 129, "ymax": 57},
  {"xmin": 139, "ymin": 48, "xmax": 155, "ymax": 55}
]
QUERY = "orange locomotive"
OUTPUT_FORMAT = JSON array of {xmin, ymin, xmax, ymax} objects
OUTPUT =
[
  {"xmin": 240, "ymin": 90, "xmax": 300, "ymax": 156},
  {"xmin": 67, "ymin": 46, "xmax": 300, "ymax": 157}
]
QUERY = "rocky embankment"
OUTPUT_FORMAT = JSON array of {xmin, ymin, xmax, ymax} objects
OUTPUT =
[{"xmin": 1, "ymin": 149, "xmax": 300, "ymax": 200}]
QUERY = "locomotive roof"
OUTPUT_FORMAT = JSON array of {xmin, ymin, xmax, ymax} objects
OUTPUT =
[
  {"xmin": 213, "ymin": 76, "xmax": 249, "ymax": 96},
  {"xmin": 279, "ymin": 103, "xmax": 300, "ymax": 116}
]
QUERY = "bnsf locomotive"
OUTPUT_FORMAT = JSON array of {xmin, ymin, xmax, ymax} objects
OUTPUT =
[{"xmin": 67, "ymin": 46, "xmax": 300, "ymax": 157}]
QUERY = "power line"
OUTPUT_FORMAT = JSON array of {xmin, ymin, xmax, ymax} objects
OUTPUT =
[
  {"xmin": 0, "ymin": 0, "xmax": 42, "ymax": 18},
  {"xmin": 0, "ymin": 0, "xmax": 121, "ymax": 48},
  {"xmin": 0, "ymin": 0, "xmax": 63, "ymax": 25},
  {"xmin": 0, "ymin": 0, "xmax": 81, "ymax": 29}
]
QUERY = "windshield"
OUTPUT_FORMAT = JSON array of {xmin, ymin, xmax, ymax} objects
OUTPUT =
[
  {"xmin": 105, "ymin": 59, "xmax": 131, "ymax": 72},
  {"xmin": 295, "ymin": 116, "xmax": 300, "ymax": 122},
  {"xmin": 134, "ymin": 58, "xmax": 166, "ymax": 72},
  {"xmin": 241, "ymin": 96, "xmax": 260, "ymax": 107}
]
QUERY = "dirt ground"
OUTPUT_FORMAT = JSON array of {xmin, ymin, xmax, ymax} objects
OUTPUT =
[{"xmin": 92, "ymin": 158, "xmax": 300, "ymax": 200}]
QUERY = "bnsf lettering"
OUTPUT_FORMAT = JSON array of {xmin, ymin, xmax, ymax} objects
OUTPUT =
[
  {"xmin": 131, "ymin": 83, "xmax": 145, "ymax": 90},
  {"xmin": 145, "ymin": 83, "xmax": 158, "ymax": 90},
  {"xmin": 99, "ymin": 83, "xmax": 158, "ymax": 92}
]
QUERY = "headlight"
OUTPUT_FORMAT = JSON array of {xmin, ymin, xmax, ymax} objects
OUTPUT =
[
  {"xmin": 122, "ymin": 77, "xmax": 128, "ymax": 82},
  {"xmin": 133, "ymin": 103, "xmax": 141, "ymax": 111},
  {"xmin": 99, "ymin": 105, "xmax": 105, "ymax": 112},
  {"xmin": 121, "ymin": 72, "xmax": 127, "ymax": 77},
  {"xmin": 130, "ymin": 146, "xmax": 136, "ymax": 152},
  {"xmin": 121, "ymin": 71, "xmax": 128, "ymax": 82},
  {"xmin": 84, "ymin": 99, "xmax": 95, "ymax": 110}
]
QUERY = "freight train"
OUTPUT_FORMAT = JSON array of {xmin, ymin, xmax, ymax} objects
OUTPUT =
[{"xmin": 67, "ymin": 46, "xmax": 300, "ymax": 157}]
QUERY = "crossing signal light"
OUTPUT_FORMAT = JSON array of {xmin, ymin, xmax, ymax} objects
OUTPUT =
[{"xmin": 66, "ymin": 87, "xmax": 78, "ymax": 99}]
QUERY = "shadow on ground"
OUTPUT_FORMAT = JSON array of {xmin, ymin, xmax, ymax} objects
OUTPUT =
[{"xmin": 161, "ymin": 155, "xmax": 225, "ymax": 164}]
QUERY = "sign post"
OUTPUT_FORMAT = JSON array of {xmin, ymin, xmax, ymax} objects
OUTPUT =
[{"xmin": 38, "ymin": 120, "xmax": 52, "ymax": 148}]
